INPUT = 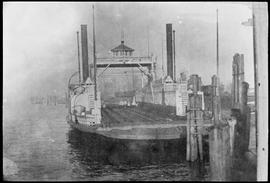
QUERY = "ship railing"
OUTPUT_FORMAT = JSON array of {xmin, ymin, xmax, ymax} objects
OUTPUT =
[{"xmin": 96, "ymin": 56, "xmax": 152, "ymax": 62}]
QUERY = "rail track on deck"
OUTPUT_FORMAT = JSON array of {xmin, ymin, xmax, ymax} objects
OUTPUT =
[{"xmin": 101, "ymin": 105, "xmax": 179, "ymax": 127}]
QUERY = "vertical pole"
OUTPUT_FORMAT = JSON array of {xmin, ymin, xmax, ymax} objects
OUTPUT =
[
  {"xmin": 241, "ymin": 82, "xmax": 250, "ymax": 152},
  {"xmin": 173, "ymin": 30, "xmax": 176, "ymax": 82},
  {"xmin": 232, "ymin": 61, "xmax": 236, "ymax": 104},
  {"xmin": 150, "ymin": 81, "xmax": 154, "ymax": 103},
  {"xmin": 198, "ymin": 112, "xmax": 203, "ymax": 161},
  {"xmin": 162, "ymin": 36, "xmax": 164, "ymax": 82},
  {"xmin": 92, "ymin": 5, "xmax": 97, "ymax": 101},
  {"xmin": 148, "ymin": 66, "xmax": 154, "ymax": 103},
  {"xmin": 212, "ymin": 75, "xmax": 220, "ymax": 124},
  {"xmin": 186, "ymin": 108, "xmax": 191, "ymax": 161},
  {"xmin": 216, "ymin": 9, "xmax": 221, "ymax": 121},
  {"xmin": 141, "ymin": 73, "xmax": 144, "ymax": 88},
  {"xmin": 216, "ymin": 9, "xmax": 219, "ymax": 79},
  {"xmin": 252, "ymin": 12, "xmax": 258, "ymax": 151},
  {"xmin": 147, "ymin": 25, "xmax": 149, "ymax": 57},
  {"xmin": 253, "ymin": 3, "xmax": 268, "ymax": 180},
  {"xmin": 210, "ymin": 75, "xmax": 223, "ymax": 180},
  {"xmin": 161, "ymin": 37, "xmax": 165, "ymax": 105},
  {"xmin": 191, "ymin": 96, "xmax": 198, "ymax": 162},
  {"xmin": 132, "ymin": 68, "xmax": 135, "ymax": 91},
  {"xmin": 76, "ymin": 31, "xmax": 81, "ymax": 83},
  {"xmin": 186, "ymin": 75, "xmax": 203, "ymax": 162}
]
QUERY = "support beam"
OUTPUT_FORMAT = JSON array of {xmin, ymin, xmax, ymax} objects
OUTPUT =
[
  {"xmin": 252, "ymin": 2, "xmax": 268, "ymax": 181},
  {"xmin": 97, "ymin": 64, "xmax": 111, "ymax": 78}
]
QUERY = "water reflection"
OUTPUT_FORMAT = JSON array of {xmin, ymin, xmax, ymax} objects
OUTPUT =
[
  {"xmin": 67, "ymin": 127, "xmax": 187, "ymax": 165},
  {"xmin": 3, "ymin": 108, "xmax": 209, "ymax": 181},
  {"xmin": 66, "ymin": 127, "xmax": 209, "ymax": 180}
]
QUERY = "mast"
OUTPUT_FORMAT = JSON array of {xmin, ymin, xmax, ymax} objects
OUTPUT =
[
  {"xmin": 173, "ymin": 30, "xmax": 176, "ymax": 82},
  {"xmin": 216, "ymin": 8, "xmax": 220, "ymax": 96},
  {"xmin": 216, "ymin": 9, "xmax": 219, "ymax": 79},
  {"xmin": 147, "ymin": 26, "xmax": 149, "ymax": 57},
  {"xmin": 162, "ymin": 36, "xmax": 164, "ymax": 83},
  {"xmin": 121, "ymin": 29, "xmax": 124, "ymax": 42},
  {"xmin": 76, "ymin": 31, "xmax": 81, "ymax": 83},
  {"xmin": 92, "ymin": 5, "xmax": 97, "ymax": 100},
  {"xmin": 215, "ymin": 8, "xmax": 221, "ymax": 122}
]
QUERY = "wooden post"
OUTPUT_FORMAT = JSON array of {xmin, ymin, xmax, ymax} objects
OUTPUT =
[
  {"xmin": 197, "ymin": 108, "xmax": 204, "ymax": 161},
  {"xmin": 231, "ymin": 53, "xmax": 251, "ymax": 157},
  {"xmin": 241, "ymin": 82, "xmax": 250, "ymax": 153},
  {"xmin": 233, "ymin": 82, "xmax": 250, "ymax": 156},
  {"xmin": 228, "ymin": 117, "xmax": 237, "ymax": 156},
  {"xmin": 253, "ymin": 3, "xmax": 268, "ymax": 180},
  {"xmin": 212, "ymin": 75, "xmax": 221, "ymax": 123},
  {"xmin": 186, "ymin": 75, "xmax": 203, "ymax": 162},
  {"xmin": 209, "ymin": 74, "xmax": 232, "ymax": 181},
  {"xmin": 186, "ymin": 109, "xmax": 191, "ymax": 161},
  {"xmin": 161, "ymin": 87, "xmax": 165, "ymax": 105},
  {"xmin": 232, "ymin": 53, "xmax": 244, "ymax": 108}
]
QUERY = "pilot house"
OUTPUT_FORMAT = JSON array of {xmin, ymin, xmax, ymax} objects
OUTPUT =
[{"xmin": 111, "ymin": 41, "xmax": 134, "ymax": 57}]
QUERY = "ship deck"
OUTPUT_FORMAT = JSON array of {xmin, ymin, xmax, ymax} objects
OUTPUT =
[
  {"xmin": 69, "ymin": 103, "xmax": 212, "ymax": 140},
  {"xmin": 101, "ymin": 104, "xmax": 186, "ymax": 127}
]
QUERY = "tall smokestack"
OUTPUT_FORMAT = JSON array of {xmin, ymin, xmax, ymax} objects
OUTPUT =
[
  {"xmin": 81, "ymin": 24, "xmax": 89, "ymax": 82},
  {"xmin": 166, "ymin": 24, "xmax": 173, "ymax": 79},
  {"xmin": 173, "ymin": 30, "xmax": 176, "ymax": 81}
]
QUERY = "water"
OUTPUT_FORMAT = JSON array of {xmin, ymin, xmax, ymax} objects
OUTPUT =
[{"xmin": 3, "ymin": 104, "xmax": 209, "ymax": 181}]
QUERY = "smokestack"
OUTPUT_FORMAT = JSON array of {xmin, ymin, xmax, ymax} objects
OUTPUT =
[
  {"xmin": 166, "ymin": 24, "xmax": 173, "ymax": 79},
  {"xmin": 76, "ymin": 31, "xmax": 81, "ymax": 83},
  {"xmin": 81, "ymin": 24, "xmax": 89, "ymax": 82},
  {"xmin": 173, "ymin": 30, "xmax": 176, "ymax": 81}
]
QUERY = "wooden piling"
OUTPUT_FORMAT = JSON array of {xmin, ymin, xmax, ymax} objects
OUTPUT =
[
  {"xmin": 186, "ymin": 75, "xmax": 204, "ymax": 162},
  {"xmin": 209, "ymin": 74, "xmax": 232, "ymax": 181},
  {"xmin": 186, "ymin": 110, "xmax": 191, "ymax": 161},
  {"xmin": 209, "ymin": 53, "xmax": 252, "ymax": 180},
  {"xmin": 232, "ymin": 81, "xmax": 251, "ymax": 157},
  {"xmin": 241, "ymin": 82, "xmax": 250, "ymax": 153},
  {"xmin": 209, "ymin": 122, "xmax": 232, "ymax": 180},
  {"xmin": 211, "ymin": 75, "xmax": 221, "ymax": 122},
  {"xmin": 232, "ymin": 53, "xmax": 244, "ymax": 108},
  {"xmin": 231, "ymin": 53, "xmax": 251, "ymax": 158}
]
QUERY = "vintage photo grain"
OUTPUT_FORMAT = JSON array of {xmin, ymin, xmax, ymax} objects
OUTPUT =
[{"xmin": 3, "ymin": 1, "xmax": 268, "ymax": 181}]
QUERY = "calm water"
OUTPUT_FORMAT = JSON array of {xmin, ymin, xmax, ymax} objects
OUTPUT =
[{"xmin": 3, "ymin": 104, "xmax": 210, "ymax": 181}]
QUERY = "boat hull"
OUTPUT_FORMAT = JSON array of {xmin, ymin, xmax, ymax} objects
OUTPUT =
[
  {"xmin": 67, "ymin": 116, "xmax": 190, "ymax": 140},
  {"xmin": 67, "ymin": 116, "xmax": 210, "ymax": 163}
]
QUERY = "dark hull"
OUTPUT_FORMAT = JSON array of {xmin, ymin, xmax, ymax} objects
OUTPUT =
[
  {"xmin": 67, "ymin": 117, "xmax": 189, "ymax": 140},
  {"xmin": 67, "ymin": 124, "xmax": 210, "ymax": 166},
  {"xmin": 67, "ymin": 123, "xmax": 187, "ymax": 165}
]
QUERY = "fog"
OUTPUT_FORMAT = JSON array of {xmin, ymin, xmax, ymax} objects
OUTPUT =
[{"xmin": 3, "ymin": 2, "xmax": 253, "ymax": 107}]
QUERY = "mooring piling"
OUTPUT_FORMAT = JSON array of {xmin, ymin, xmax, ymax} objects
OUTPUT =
[{"xmin": 186, "ymin": 75, "xmax": 204, "ymax": 162}]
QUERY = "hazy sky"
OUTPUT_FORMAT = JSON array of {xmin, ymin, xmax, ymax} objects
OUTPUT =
[{"xmin": 3, "ymin": 2, "xmax": 254, "ymax": 103}]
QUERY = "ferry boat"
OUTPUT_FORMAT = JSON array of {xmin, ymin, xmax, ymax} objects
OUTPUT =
[{"xmin": 66, "ymin": 6, "xmax": 211, "ymax": 141}]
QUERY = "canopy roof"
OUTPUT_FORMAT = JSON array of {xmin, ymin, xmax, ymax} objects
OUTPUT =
[{"xmin": 111, "ymin": 41, "xmax": 134, "ymax": 52}]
